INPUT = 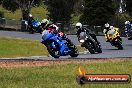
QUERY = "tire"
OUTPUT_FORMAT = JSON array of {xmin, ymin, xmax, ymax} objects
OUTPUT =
[
  {"xmin": 36, "ymin": 26, "xmax": 42, "ymax": 33},
  {"xmin": 85, "ymin": 42, "xmax": 95, "ymax": 54},
  {"xmin": 47, "ymin": 43, "xmax": 60, "ymax": 58},
  {"xmin": 97, "ymin": 46, "xmax": 102, "ymax": 53},
  {"xmin": 29, "ymin": 28, "xmax": 34, "ymax": 34},
  {"xmin": 95, "ymin": 42, "xmax": 102, "ymax": 53},
  {"xmin": 117, "ymin": 40, "xmax": 123, "ymax": 50},
  {"xmin": 30, "ymin": 31, "xmax": 34, "ymax": 34},
  {"xmin": 128, "ymin": 37, "xmax": 132, "ymax": 40},
  {"xmin": 69, "ymin": 45, "xmax": 79, "ymax": 57}
]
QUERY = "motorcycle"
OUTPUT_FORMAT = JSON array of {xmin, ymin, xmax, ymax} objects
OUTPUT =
[
  {"xmin": 41, "ymin": 30, "xmax": 79, "ymax": 58},
  {"xmin": 25, "ymin": 20, "xmax": 42, "ymax": 34},
  {"xmin": 79, "ymin": 32, "xmax": 102, "ymax": 54},
  {"xmin": 104, "ymin": 27, "xmax": 123, "ymax": 50},
  {"xmin": 125, "ymin": 24, "xmax": 132, "ymax": 40},
  {"xmin": 128, "ymin": 31, "xmax": 132, "ymax": 40},
  {"xmin": 127, "ymin": 28, "xmax": 132, "ymax": 40}
]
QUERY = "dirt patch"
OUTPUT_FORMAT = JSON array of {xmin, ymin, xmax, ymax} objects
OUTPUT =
[{"xmin": 0, "ymin": 58, "xmax": 131, "ymax": 68}]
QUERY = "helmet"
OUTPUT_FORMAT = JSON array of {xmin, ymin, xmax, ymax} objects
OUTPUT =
[
  {"xmin": 75, "ymin": 22, "xmax": 82, "ymax": 29},
  {"xmin": 105, "ymin": 23, "xmax": 110, "ymax": 28},
  {"xmin": 110, "ymin": 26, "xmax": 114, "ymax": 30},
  {"xmin": 128, "ymin": 21, "xmax": 130, "ymax": 24},
  {"xmin": 125, "ymin": 21, "xmax": 130, "ymax": 25},
  {"xmin": 53, "ymin": 24, "xmax": 59, "ymax": 31},
  {"xmin": 29, "ymin": 14, "xmax": 32, "ymax": 17},
  {"xmin": 41, "ymin": 19, "xmax": 49, "ymax": 24},
  {"xmin": 50, "ymin": 24, "xmax": 59, "ymax": 31},
  {"xmin": 41, "ymin": 19, "xmax": 50, "ymax": 28}
]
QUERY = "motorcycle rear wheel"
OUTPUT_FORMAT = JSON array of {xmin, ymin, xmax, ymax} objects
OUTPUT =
[
  {"xmin": 128, "ymin": 37, "xmax": 132, "ymax": 40},
  {"xmin": 117, "ymin": 45, "xmax": 123, "ymax": 50},
  {"xmin": 96, "ymin": 43, "xmax": 102, "ymax": 53},
  {"xmin": 96, "ymin": 47, "xmax": 102, "ymax": 53},
  {"xmin": 29, "ymin": 28, "xmax": 34, "ymax": 34}
]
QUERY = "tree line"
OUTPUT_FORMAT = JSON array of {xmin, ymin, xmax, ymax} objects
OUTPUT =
[{"xmin": 0, "ymin": 0, "xmax": 132, "ymax": 26}]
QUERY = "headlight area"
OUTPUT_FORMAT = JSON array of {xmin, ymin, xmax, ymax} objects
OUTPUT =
[{"xmin": 79, "ymin": 40, "xmax": 85, "ymax": 43}]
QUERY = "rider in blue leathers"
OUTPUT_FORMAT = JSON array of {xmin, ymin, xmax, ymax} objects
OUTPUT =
[
  {"xmin": 41, "ymin": 19, "xmax": 73, "ymax": 47},
  {"xmin": 125, "ymin": 21, "xmax": 132, "ymax": 37}
]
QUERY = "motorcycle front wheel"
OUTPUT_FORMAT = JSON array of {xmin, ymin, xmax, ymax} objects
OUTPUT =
[
  {"xmin": 85, "ymin": 42, "xmax": 95, "ymax": 54},
  {"xmin": 47, "ymin": 43, "xmax": 60, "ymax": 58}
]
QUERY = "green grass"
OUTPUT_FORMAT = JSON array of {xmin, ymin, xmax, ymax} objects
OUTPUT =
[
  {"xmin": 0, "ymin": 37, "xmax": 48, "ymax": 58},
  {"xmin": 0, "ymin": 60, "xmax": 131, "ymax": 88},
  {"xmin": 0, "ymin": 37, "xmax": 86, "ymax": 58},
  {"xmin": 0, "ymin": 6, "xmax": 48, "ymax": 20}
]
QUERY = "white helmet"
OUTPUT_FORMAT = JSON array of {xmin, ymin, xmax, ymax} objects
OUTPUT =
[
  {"xmin": 105, "ymin": 23, "xmax": 110, "ymax": 28},
  {"xmin": 75, "ymin": 22, "xmax": 82, "ymax": 29},
  {"xmin": 110, "ymin": 26, "xmax": 114, "ymax": 30},
  {"xmin": 52, "ymin": 24, "xmax": 59, "ymax": 31},
  {"xmin": 41, "ymin": 19, "xmax": 49, "ymax": 24},
  {"xmin": 125, "ymin": 21, "xmax": 130, "ymax": 25},
  {"xmin": 29, "ymin": 14, "xmax": 32, "ymax": 17}
]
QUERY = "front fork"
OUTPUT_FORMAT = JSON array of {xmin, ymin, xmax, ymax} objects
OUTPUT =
[{"xmin": 51, "ymin": 42, "xmax": 56, "ymax": 49}]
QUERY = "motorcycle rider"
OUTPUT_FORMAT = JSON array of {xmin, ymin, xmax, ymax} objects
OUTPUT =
[
  {"xmin": 103, "ymin": 23, "xmax": 122, "ymax": 42},
  {"xmin": 125, "ymin": 21, "xmax": 131, "ymax": 37},
  {"xmin": 75, "ymin": 22, "xmax": 100, "ymax": 45},
  {"xmin": 26, "ymin": 14, "xmax": 36, "ymax": 33},
  {"xmin": 28, "ymin": 14, "xmax": 35, "ymax": 27},
  {"xmin": 41, "ymin": 19, "xmax": 73, "ymax": 47},
  {"xmin": 103, "ymin": 23, "xmax": 110, "ymax": 34},
  {"xmin": 103, "ymin": 23, "xmax": 114, "ymax": 42},
  {"xmin": 41, "ymin": 19, "xmax": 59, "ymax": 34}
]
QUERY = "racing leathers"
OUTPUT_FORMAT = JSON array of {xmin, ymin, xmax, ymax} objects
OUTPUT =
[
  {"xmin": 28, "ymin": 16, "xmax": 35, "ymax": 27},
  {"xmin": 103, "ymin": 27, "xmax": 111, "ymax": 42},
  {"xmin": 125, "ymin": 24, "xmax": 132, "ymax": 37},
  {"xmin": 76, "ymin": 27, "xmax": 100, "ymax": 45},
  {"xmin": 41, "ymin": 24, "xmax": 73, "ymax": 47}
]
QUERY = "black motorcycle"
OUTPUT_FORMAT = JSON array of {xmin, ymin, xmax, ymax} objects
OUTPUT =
[{"xmin": 78, "ymin": 32, "xmax": 102, "ymax": 54}]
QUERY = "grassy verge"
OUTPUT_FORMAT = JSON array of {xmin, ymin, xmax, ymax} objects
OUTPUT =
[
  {"xmin": 0, "ymin": 37, "xmax": 86, "ymax": 58},
  {"xmin": 0, "ymin": 37, "xmax": 48, "ymax": 58},
  {"xmin": 0, "ymin": 59, "xmax": 131, "ymax": 88},
  {"xmin": 0, "ymin": 6, "xmax": 48, "ymax": 20}
]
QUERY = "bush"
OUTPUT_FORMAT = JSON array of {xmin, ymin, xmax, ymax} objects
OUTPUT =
[
  {"xmin": 0, "ymin": 11, "xmax": 4, "ymax": 18},
  {"xmin": 111, "ymin": 13, "xmax": 132, "ymax": 36}
]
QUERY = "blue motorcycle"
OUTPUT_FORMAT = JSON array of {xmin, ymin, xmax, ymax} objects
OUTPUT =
[
  {"xmin": 125, "ymin": 24, "xmax": 132, "ymax": 40},
  {"xmin": 41, "ymin": 30, "xmax": 79, "ymax": 58},
  {"xmin": 26, "ymin": 21, "xmax": 42, "ymax": 34}
]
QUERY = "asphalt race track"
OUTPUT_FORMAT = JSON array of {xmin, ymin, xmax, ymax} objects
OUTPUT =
[{"xmin": 0, "ymin": 30, "xmax": 132, "ymax": 59}]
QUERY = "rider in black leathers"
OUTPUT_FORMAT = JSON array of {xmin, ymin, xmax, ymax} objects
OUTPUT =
[
  {"xmin": 75, "ymin": 22, "xmax": 100, "ymax": 45},
  {"xmin": 28, "ymin": 14, "xmax": 35, "ymax": 27}
]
